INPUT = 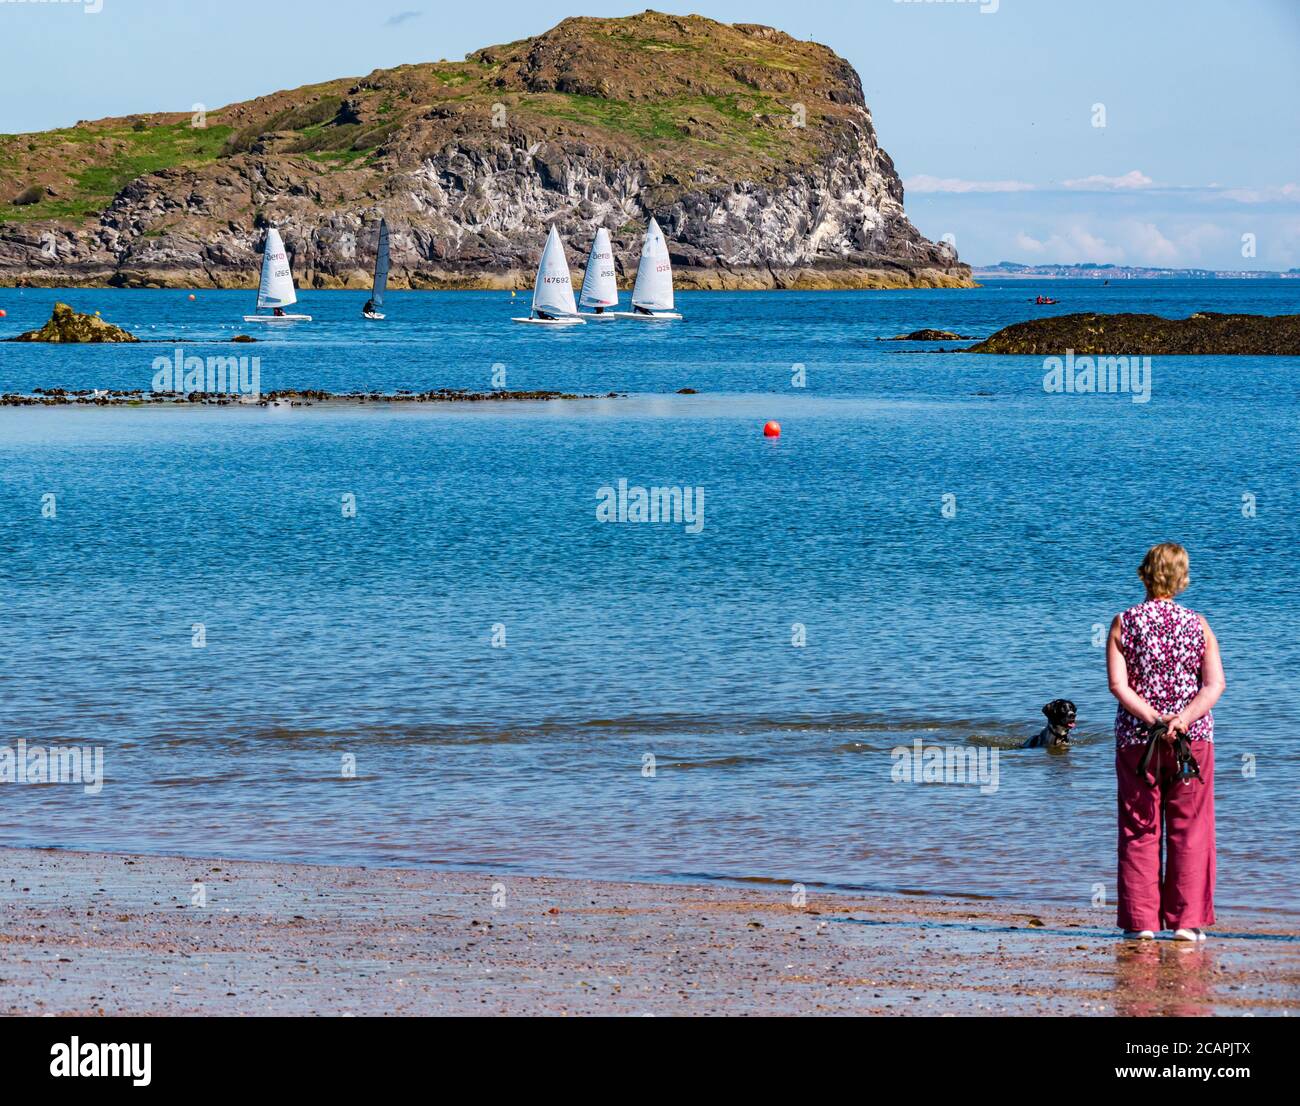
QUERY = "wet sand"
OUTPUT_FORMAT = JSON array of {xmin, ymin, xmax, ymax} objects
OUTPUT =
[{"xmin": 1, "ymin": 847, "xmax": 1295, "ymax": 1016}]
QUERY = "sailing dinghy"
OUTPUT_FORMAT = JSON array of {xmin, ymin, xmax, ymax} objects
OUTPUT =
[
  {"xmin": 609, "ymin": 217, "xmax": 681, "ymax": 320},
  {"xmin": 512, "ymin": 226, "xmax": 585, "ymax": 325},
  {"xmin": 243, "ymin": 228, "xmax": 310, "ymax": 322},
  {"xmin": 362, "ymin": 218, "xmax": 389, "ymax": 320},
  {"xmin": 577, "ymin": 227, "xmax": 619, "ymax": 319}
]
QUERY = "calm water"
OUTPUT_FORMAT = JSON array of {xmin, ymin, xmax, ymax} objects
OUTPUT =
[{"xmin": 1, "ymin": 280, "xmax": 1297, "ymax": 913}]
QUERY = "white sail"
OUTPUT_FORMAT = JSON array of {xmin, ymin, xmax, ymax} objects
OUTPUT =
[
  {"xmin": 630, "ymin": 217, "xmax": 673, "ymax": 311},
  {"xmin": 256, "ymin": 228, "xmax": 297, "ymax": 309},
  {"xmin": 371, "ymin": 218, "xmax": 389, "ymax": 308},
  {"xmin": 579, "ymin": 227, "xmax": 618, "ymax": 309},
  {"xmin": 531, "ymin": 225, "xmax": 578, "ymax": 317}
]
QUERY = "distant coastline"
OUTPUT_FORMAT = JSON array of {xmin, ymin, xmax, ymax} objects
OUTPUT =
[{"xmin": 972, "ymin": 261, "xmax": 1300, "ymax": 280}]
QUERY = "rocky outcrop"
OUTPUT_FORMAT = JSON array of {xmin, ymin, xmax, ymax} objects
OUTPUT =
[
  {"xmin": 967, "ymin": 312, "xmax": 1300, "ymax": 355},
  {"xmin": 7, "ymin": 302, "xmax": 138, "ymax": 342},
  {"xmin": 0, "ymin": 12, "xmax": 969, "ymax": 291},
  {"xmin": 2, "ymin": 387, "xmax": 609, "ymax": 407},
  {"xmin": 880, "ymin": 328, "xmax": 973, "ymax": 341}
]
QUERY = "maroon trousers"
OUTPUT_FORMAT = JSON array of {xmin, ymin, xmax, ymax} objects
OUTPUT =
[{"xmin": 1116, "ymin": 740, "xmax": 1216, "ymax": 932}]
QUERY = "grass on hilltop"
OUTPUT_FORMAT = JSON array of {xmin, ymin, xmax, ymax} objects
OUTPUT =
[{"xmin": 0, "ymin": 120, "xmax": 233, "ymax": 224}]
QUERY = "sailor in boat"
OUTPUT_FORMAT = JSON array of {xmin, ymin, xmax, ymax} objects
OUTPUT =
[
  {"xmin": 273, "ymin": 307, "xmax": 286, "ymax": 317},
  {"xmin": 362, "ymin": 298, "xmax": 376, "ymax": 316}
]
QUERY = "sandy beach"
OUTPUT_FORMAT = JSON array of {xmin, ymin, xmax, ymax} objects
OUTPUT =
[{"xmin": 1, "ymin": 847, "xmax": 1295, "ymax": 1017}]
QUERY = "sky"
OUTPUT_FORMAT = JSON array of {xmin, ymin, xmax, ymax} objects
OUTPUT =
[{"xmin": 1, "ymin": 0, "xmax": 1298, "ymax": 268}]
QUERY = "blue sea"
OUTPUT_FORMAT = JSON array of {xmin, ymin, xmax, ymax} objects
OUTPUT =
[{"xmin": 1, "ymin": 279, "xmax": 1297, "ymax": 913}]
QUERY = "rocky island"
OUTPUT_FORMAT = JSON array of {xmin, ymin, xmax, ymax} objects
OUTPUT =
[
  {"xmin": 6, "ymin": 301, "xmax": 138, "ymax": 342},
  {"xmin": 0, "ymin": 12, "xmax": 969, "ymax": 292},
  {"xmin": 967, "ymin": 311, "xmax": 1300, "ymax": 355}
]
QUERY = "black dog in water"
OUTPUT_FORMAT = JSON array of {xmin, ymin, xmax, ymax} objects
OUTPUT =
[{"xmin": 1022, "ymin": 699, "xmax": 1077, "ymax": 749}]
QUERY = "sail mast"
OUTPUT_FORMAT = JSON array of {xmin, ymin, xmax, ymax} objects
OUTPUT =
[
  {"xmin": 531, "ymin": 226, "xmax": 579, "ymax": 317},
  {"xmin": 579, "ymin": 227, "xmax": 618, "ymax": 309},
  {"xmin": 630, "ymin": 217, "xmax": 673, "ymax": 311},
  {"xmin": 256, "ymin": 228, "xmax": 298, "ymax": 310},
  {"xmin": 371, "ymin": 219, "xmax": 390, "ymax": 309}
]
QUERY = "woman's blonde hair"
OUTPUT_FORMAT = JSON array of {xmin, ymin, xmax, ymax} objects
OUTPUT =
[{"xmin": 1138, "ymin": 542, "xmax": 1190, "ymax": 598}]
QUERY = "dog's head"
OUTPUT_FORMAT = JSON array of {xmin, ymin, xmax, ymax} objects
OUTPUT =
[{"xmin": 1042, "ymin": 699, "xmax": 1077, "ymax": 744}]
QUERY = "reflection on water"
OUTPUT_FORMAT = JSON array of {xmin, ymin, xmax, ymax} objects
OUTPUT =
[{"xmin": 1112, "ymin": 942, "xmax": 1217, "ymax": 1017}]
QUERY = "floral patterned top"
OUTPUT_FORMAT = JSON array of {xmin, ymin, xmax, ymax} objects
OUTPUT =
[{"xmin": 1114, "ymin": 599, "xmax": 1214, "ymax": 746}]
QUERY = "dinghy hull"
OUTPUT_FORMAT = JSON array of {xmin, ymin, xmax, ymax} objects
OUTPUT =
[
  {"xmin": 243, "ymin": 314, "xmax": 312, "ymax": 322},
  {"xmin": 512, "ymin": 316, "xmax": 585, "ymax": 326}
]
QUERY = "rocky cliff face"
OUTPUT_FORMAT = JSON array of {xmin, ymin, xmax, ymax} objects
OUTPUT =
[{"xmin": 0, "ymin": 12, "xmax": 970, "ymax": 290}]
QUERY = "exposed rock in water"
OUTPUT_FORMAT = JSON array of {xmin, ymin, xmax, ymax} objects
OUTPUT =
[
  {"xmin": 0, "ymin": 13, "xmax": 969, "ymax": 292},
  {"xmin": 2, "ymin": 387, "xmax": 616, "ymax": 407},
  {"xmin": 6, "ymin": 302, "xmax": 138, "ymax": 342},
  {"xmin": 880, "ymin": 328, "xmax": 973, "ymax": 341},
  {"xmin": 967, "ymin": 312, "xmax": 1300, "ymax": 355}
]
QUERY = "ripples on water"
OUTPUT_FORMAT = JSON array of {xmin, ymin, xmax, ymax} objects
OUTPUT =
[{"xmin": 0, "ymin": 281, "xmax": 1296, "ymax": 911}]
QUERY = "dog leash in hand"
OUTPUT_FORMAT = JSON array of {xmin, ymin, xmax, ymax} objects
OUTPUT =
[
  {"xmin": 1136, "ymin": 721, "xmax": 1167, "ymax": 781},
  {"xmin": 1172, "ymin": 732, "xmax": 1202, "ymax": 784},
  {"xmin": 1135, "ymin": 721, "xmax": 1202, "ymax": 785}
]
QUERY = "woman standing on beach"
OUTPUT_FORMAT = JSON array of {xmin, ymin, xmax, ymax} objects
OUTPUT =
[{"xmin": 1106, "ymin": 543, "xmax": 1225, "ymax": 941}]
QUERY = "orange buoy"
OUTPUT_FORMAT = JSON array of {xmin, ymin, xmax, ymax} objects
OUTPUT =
[
  {"xmin": 188, "ymin": 293, "xmax": 196, "ymax": 301},
  {"xmin": 0, "ymin": 309, "xmax": 6, "ymax": 317},
  {"xmin": 763, "ymin": 420, "xmax": 781, "ymax": 438}
]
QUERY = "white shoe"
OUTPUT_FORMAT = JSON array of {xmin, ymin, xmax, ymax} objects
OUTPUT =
[
  {"xmin": 1173, "ymin": 928, "xmax": 1199, "ymax": 941},
  {"xmin": 1123, "ymin": 930, "xmax": 1155, "ymax": 940}
]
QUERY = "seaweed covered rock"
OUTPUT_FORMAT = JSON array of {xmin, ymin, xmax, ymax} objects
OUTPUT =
[
  {"xmin": 7, "ymin": 301, "xmax": 138, "ymax": 342},
  {"xmin": 967, "ymin": 311, "xmax": 1300, "ymax": 355},
  {"xmin": 881, "ymin": 328, "xmax": 973, "ymax": 341}
]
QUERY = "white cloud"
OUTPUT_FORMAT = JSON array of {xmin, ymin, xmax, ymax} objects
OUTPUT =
[
  {"xmin": 1014, "ymin": 226, "xmax": 1125, "ymax": 263},
  {"xmin": 1217, "ymin": 183, "xmax": 1300, "ymax": 204},
  {"xmin": 1123, "ymin": 221, "xmax": 1180, "ymax": 264},
  {"xmin": 1007, "ymin": 220, "xmax": 1238, "ymax": 267},
  {"xmin": 904, "ymin": 175, "xmax": 1034, "ymax": 194},
  {"xmin": 1062, "ymin": 170, "xmax": 1154, "ymax": 191},
  {"xmin": 909, "ymin": 177, "xmax": 1300, "ymax": 267}
]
